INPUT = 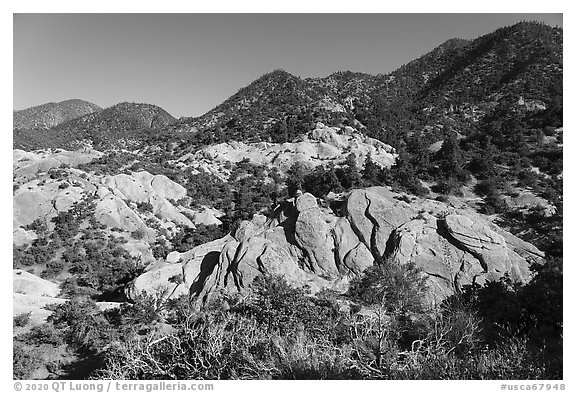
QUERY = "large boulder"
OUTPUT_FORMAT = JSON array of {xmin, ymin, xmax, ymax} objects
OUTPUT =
[
  {"xmin": 13, "ymin": 269, "xmax": 60, "ymax": 298},
  {"xmin": 443, "ymin": 214, "xmax": 539, "ymax": 282},
  {"xmin": 346, "ymin": 188, "xmax": 412, "ymax": 261},
  {"xmin": 104, "ymin": 171, "xmax": 193, "ymax": 227},
  {"xmin": 333, "ymin": 217, "xmax": 374, "ymax": 275},
  {"xmin": 13, "ymin": 270, "xmax": 120, "ymax": 330},
  {"xmin": 389, "ymin": 214, "xmax": 484, "ymax": 302},
  {"xmin": 13, "ymin": 227, "xmax": 38, "ymax": 246},
  {"xmin": 127, "ymin": 263, "xmax": 186, "ymax": 301},
  {"xmin": 127, "ymin": 236, "xmax": 234, "ymax": 301},
  {"xmin": 294, "ymin": 193, "xmax": 339, "ymax": 276},
  {"xmin": 13, "ymin": 181, "xmax": 85, "ymax": 229},
  {"xmin": 190, "ymin": 207, "xmax": 223, "ymax": 226},
  {"xmin": 13, "ymin": 270, "xmax": 65, "ymax": 328},
  {"xmin": 95, "ymin": 191, "xmax": 148, "ymax": 232}
]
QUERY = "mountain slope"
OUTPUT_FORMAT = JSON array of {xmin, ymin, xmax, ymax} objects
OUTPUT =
[
  {"xmin": 13, "ymin": 99, "xmax": 102, "ymax": 131},
  {"xmin": 19, "ymin": 102, "xmax": 177, "ymax": 150},
  {"xmin": 169, "ymin": 22, "xmax": 561, "ymax": 152},
  {"xmin": 360, "ymin": 21, "xmax": 563, "ymax": 142}
]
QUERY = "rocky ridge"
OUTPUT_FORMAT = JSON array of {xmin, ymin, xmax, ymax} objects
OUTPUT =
[
  {"xmin": 13, "ymin": 149, "xmax": 203, "ymax": 252},
  {"xmin": 13, "ymin": 142, "xmax": 546, "ymax": 326},
  {"xmin": 130, "ymin": 187, "xmax": 545, "ymax": 306},
  {"xmin": 177, "ymin": 122, "xmax": 396, "ymax": 178}
]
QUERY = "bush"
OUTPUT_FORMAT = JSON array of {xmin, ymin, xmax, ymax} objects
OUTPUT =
[
  {"xmin": 171, "ymin": 224, "xmax": 225, "ymax": 253},
  {"xmin": 42, "ymin": 259, "xmax": 66, "ymax": 278},
  {"xmin": 392, "ymin": 337, "xmax": 553, "ymax": 379},
  {"xmin": 13, "ymin": 312, "xmax": 31, "ymax": 328},
  {"xmin": 131, "ymin": 228, "xmax": 146, "ymax": 240},
  {"xmin": 20, "ymin": 324, "xmax": 65, "ymax": 346},
  {"xmin": 136, "ymin": 201, "xmax": 154, "ymax": 214},
  {"xmin": 348, "ymin": 261, "xmax": 428, "ymax": 314},
  {"xmin": 13, "ymin": 341, "xmax": 41, "ymax": 379},
  {"xmin": 432, "ymin": 178, "xmax": 463, "ymax": 196},
  {"xmin": 96, "ymin": 285, "xmax": 358, "ymax": 380},
  {"xmin": 235, "ymin": 275, "xmax": 342, "ymax": 340},
  {"xmin": 24, "ymin": 218, "xmax": 48, "ymax": 235},
  {"xmin": 84, "ymin": 267, "xmax": 563, "ymax": 380},
  {"xmin": 49, "ymin": 299, "xmax": 116, "ymax": 352}
]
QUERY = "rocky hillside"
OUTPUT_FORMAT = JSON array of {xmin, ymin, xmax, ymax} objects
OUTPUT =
[
  {"xmin": 14, "ymin": 102, "xmax": 177, "ymax": 150},
  {"xmin": 11, "ymin": 141, "xmax": 560, "ymax": 379},
  {"xmin": 173, "ymin": 69, "xmax": 378, "ymax": 138},
  {"xmin": 13, "ymin": 144, "xmax": 545, "ymax": 318},
  {"xmin": 180, "ymin": 122, "xmax": 396, "ymax": 177},
  {"xmin": 14, "ymin": 99, "xmax": 102, "ymax": 151},
  {"xmin": 171, "ymin": 22, "xmax": 561, "ymax": 146},
  {"xmin": 359, "ymin": 21, "xmax": 562, "ymax": 144},
  {"xmin": 131, "ymin": 188, "xmax": 545, "ymax": 307},
  {"xmin": 12, "ymin": 21, "xmax": 562, "ymax": 380},
  {"xmin": 13, "ymin": 99, "xmax": 101, "ymax": 130}
]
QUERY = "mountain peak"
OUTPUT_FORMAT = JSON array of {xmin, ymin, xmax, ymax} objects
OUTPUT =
[{"xmin": 13, "ymin": 99, "xmax": 101, "ymax": 131}]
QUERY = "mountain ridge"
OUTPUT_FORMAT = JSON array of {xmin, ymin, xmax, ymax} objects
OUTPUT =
[
  {"xmin": 14, "ymin": 102, "xmax": 177, "ymax": 151},
  {"xmin": 14, "ymin": 22, "xmax": 562, "ymax": 152},
  {"xmin": 12, "ymin": 20, "xmax": 563, "ymax": 380},
  {"xmin": 13, "ymin": 99, "xmax": 101, "ymax": 130}
]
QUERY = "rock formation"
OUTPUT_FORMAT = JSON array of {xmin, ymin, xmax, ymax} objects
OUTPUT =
[
  {"xmin": 183, "ymin": 123, "xmax": 396, "ymax": 174},
  {"xmin": 132, "ymin": 187, "xmax": 545, "ymax": 306}
]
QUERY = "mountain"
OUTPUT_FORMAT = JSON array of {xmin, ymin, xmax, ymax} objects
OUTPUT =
[
  {"xmin": 15, "ymin": 102, "xmax": 177, "ymax": 150},
  {"xmin": 169, "ymin": 69, "xmax": 384, "ymax": 144},
  {"xmin": 169, "ymin": 22, "xmax": 561, "ymax": 152},
  {"xmin": 14, "ymin": 22, "xmax": 562, "ymax": 154},
  {"xmin": 12, "ymin": 21, "xmax": 563, "ymax": 380},
  {"xmin": 359, "ymin": 21, "xmax": 563, "ymax": 142},
  {"xmin": 13, "ymin": 99, "xmax": 101, "ymax": 130}
]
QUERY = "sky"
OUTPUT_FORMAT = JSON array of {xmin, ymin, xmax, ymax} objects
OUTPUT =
[{"xmin": 13, "ymin": 13, "xmax": 563, "ymax": 118}]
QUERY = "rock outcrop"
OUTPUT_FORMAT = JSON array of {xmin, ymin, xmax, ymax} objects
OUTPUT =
[
  {"xmin": 14, "ymin": 269, "xmax": 60, "ymax": 298},
  {"xmin": 185, "ymin": 123, "xmax": 396, "ymax": 174},
  {"xmin": 13, "ymin": 269, "xmax": 120, "ymax": 331},
  {"xmin": 13, "ymin": 149, "xmax": 200, "ymax": 246},
  {"xmin": 12, "ymin": 149, "xmax": 549, "ymax": 313},
  {"xmin": 132, "ymin": 187, "xmax": 545, "ymax": 306},
  {"xmin": 13, "ymin": 149, "xmax": 102, "ymax": 180},
  {"xmin": 101, "ymin": 172, "xmax": 194, "ymax": 228}
]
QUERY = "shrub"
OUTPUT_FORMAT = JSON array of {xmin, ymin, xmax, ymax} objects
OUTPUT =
[
  {"xmin": 49, "ymin": 299, "xmax": 116, "ymax": 352},
  {"xmin": 236, "ymin": 275, "xmax": 342, "ymax": 340},
  {"xmin": 348, "ymin": 261, "xmax": 428, "ymax": 314},
  {"xmin": 97, "ymin": 293, "xmax": 358, "ymax": 380},
  {"xmin": 171, "ymin": 225, "xmax": 225, "ymax": 253},
  {"xmin": 131, "ymin": 228, "xmax": 146, "ymax": 240},
  {"xmin": 42, "ymin": 259, "xmax": 66, "ymax": 278},
  {"xmin": 13, "ymin": 341, "xmax": 42, "ymax": 379},
  {"xmin": 13, "ymin": 312, "xmax": 31, "ymax": 328},
  {"xmin": 136, "ymin": 201, "xmax": 154, "ymax": 214},
  {"xmin": 432, "ymin": 178, "xmax": 463, "ymax": 196},
  {"xmin": 392, "ymin": 337, "xmax": 553, "ymax": 379},
  {"xmin": 24, "ymin": 218, "xmax": 48, "ymax": 235},
  {"xmin": 20, "ymin": 324, "xmax": 65, "ymax": 346}
]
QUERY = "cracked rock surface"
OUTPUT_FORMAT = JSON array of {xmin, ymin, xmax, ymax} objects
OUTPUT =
[{"xmin": 132, "ymin": 187, "xmax": 545, "ymax": 306}]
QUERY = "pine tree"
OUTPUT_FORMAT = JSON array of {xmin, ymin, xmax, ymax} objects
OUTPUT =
[
  {"xmin": 338, "ymin": 153, "xmax": 362, "ymax": 189},
  {"xmin": 407, "ymin": 132, "xmax": 432, "ymax": 179},
  {"xmin": 435, "ymin": 131, "xmax": 469, "ymax": 182},
  {"xmin": 286, "ymin": 162, "xmax": 308, "ymax": 197},
  {"xmin": 362, "ymin": 153, "xmax": 381, "ymax": 186}
]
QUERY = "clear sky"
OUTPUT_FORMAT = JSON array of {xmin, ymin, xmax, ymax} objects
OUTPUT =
[{"xmin": 13, "ymin": 13, "xmax": 563, "ymax": 118}]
